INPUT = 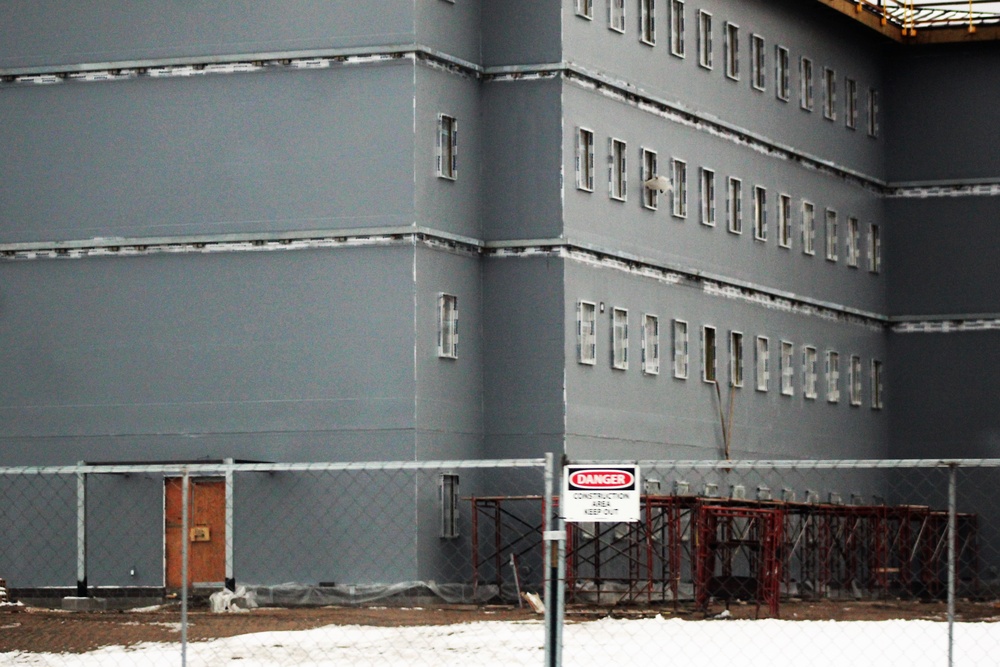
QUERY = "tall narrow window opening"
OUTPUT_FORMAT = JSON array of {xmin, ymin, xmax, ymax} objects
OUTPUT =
[
  {"xmin": 775, "ymin": 46, "xmax": 790, "ymax": 101},
  {"xmin": 670, "ymin": 0, "xmax": 685, "ymax": 57},
  {"xmin": 804, "ymin": 346, "xmax": 818, "ymax": 399},
  {"xmin": 437, "ymin": 114, "xmax": 458, "ymax": 180},
  {"xmin": 868, "ymin": 88, "xmax": 880, "ymax": 137},
  {"xmin": 847, "ymin": 217, "xmax": 859, "ymax": 267},
  {"xmin": 642, "ymin": 314, "xmax": 660, "ymax": 375},
  {"xmin": 576, "ymin": 0, "xmax": 594, "ymax": 19},
  {"xmin": 823, "ymin": 67, "xmax": 837, "ymax": 121},
  {"xmin": 640, "ymin": 0, "xmax": 656, "ymax": 45},
  {"xmin": 612, "ymin": 307, "xmax": 629, "ymax": 370},
  {"xmin": 753, "ymin": 186, "xmax": 767, "ymax": 241},
  {"xmin": 703, "ymin": 325, "xmax": 717, "ymax": 383},
  {"xmin": 641, "ymin": 148, "xmax": 658, "ymax": 210},
  {"xmin": 673, "ymin": 319, "xmax": 689, "ymax": 379},
  {"xmin": 849, "ymin": 355, "xmax": 862, "ymax": 406},
  {"xmin": 800, "ymin": 57, "xmax": 814, "ymax": 111},
  {"xmin": 781, "ymin": 341, "xmax": 794, "ymax": 396},
  {"xmin": 778, "ymin": 194, "xmax": 792, "ymax": 248},
  {"xmin": 868, "ymin": 223, "xmax": 881, "ymax": 274},
  {"xmin": 825, "ymin": 209, "xmax": 838, "ymax": 262},
  {"xmin": 871, "ymin": 359, "xmax": 883, "ymax": 409},
  {"xmin": 826, "ymin": 351, "xmax": 840, "ymax": 403},
  {"xmin": 727, "ymin": 177, "xmax": 743, "ymax": 234},
  {"xmin": 438, "ymin": 294, "xmax": 458, "ymax": 359},
  {"xmin": 802, "ymin": 201, "xmax": 816, "ymax": 255},
  {"xmin": 439, "ymin": 474, "xmax": 460, "ymax": 538},
  {"xmin": 846, "ymin": 78, "xmax": 858, "ymax": 129},
  {"xmin": 577, "ymin": 301, "xmax": 597, "ymax": 365},
  {"xmin": 610, "ymin": 138, "xmax": 627, "ymax": 201},
  {"xmin": 698, "ymin": 11, "xmax": 713, "ymax": 69},
  {"xmin": 700, "ymin": 168, "xmax": 716, "ymax": 227},
  {"xmin": 751, "ymin": 35, "xmax": 766, "ymax": 91},
  {"xmin": 576, "ymin": 128, "xmax": 595, "ymax": 192},
  {"xmin": 756, "ymin": 336, "xmax": 770, "ymax": 392},
  {"xmin": 672, "ymin": 158, "xmax": 687, "ymax": 218},
  {"xmin": 724, "ymin": 22, "xmax": 740, "ymax": 80},
  {"xmin": 729, "ymin": 331, "xmax": 744, "ymax": 388},
  {"xmin": 609, "ymin": 0, "xmax": 625, "ymax": 33}
]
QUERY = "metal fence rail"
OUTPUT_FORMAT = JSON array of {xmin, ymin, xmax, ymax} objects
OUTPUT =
[{"xmin": 1, "ymin": 458, "xmax": 998, "ymax": 666}]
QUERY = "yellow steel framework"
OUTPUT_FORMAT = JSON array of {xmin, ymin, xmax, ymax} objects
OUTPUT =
[{"xmin": 819, "ymin": 0, "xmax": 1000, "ymax": 42}]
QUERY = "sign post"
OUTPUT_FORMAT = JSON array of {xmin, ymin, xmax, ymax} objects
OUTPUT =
[{"xmin": 562, "ymin": 465, "xmax": 641, "ymax": 522}]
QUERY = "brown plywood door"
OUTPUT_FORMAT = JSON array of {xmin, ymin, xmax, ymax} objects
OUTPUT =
[{"xmin": 165, "ymin": 477, "xmax": 226, "ymax": 588}]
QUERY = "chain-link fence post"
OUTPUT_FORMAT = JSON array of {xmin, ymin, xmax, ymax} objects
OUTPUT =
[
  {"xmin": 75, "ymin": 462, "xmax": 87, "ymax": 598},
  {"xmin": 543, "ymin": 452, "xmax": 564, "ymax": 667},
  {"xmin": 947, "ymin": 462, "xmax": 957, "ymax": 667},
  {"xmin": 180, "ymin": 469, "xmax": 190, "ymax": 667}
]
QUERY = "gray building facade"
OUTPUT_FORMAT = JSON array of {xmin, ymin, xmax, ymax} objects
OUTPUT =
[{"xmin": 2, "ymin": 1, "xmax": 999, "ymax": 588}]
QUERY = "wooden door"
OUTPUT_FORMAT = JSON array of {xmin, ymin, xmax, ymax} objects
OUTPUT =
[{"xmin": 165, "ymin": 477, "xmax": 226, "ymax": 588}]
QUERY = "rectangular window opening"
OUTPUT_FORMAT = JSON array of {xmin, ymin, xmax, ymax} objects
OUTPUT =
[
  {"xmin": 612, "ymin": 307, "xmax": 629, "ymax": 370},
  {"xmin": 724, "ymin": 22, "xmax": 740, "ymax": 80},
  {"xmin": 778, "ymin": 194, "xmax": 792, "ymax": 249},
  {"xmin": 576, "ymin": 0, "xmax": 594, "ymax": 20},
  {"xmin": 823, "ymin": 67, "xmax": 837, "ymax": 121},
  {"xmin": 800, "ymin": 57, "xmax": 814, "ymax": 111},
  {"xmin": 672, "ymin": 158, "xmax": 688, "ymax": 218},
  {"xmin": 698, "ymin": 11, "xmax": 713, "ymax": 69},
  {"xmin": 802, "ymin": 201, "xmax": 816, "ymax": 255},
  {"xmin": 869, "ymin": 223, "xmax": 882, "ymax": 274},
  {"xmin": 804, "ymin": 346, "xmax": 818, "ymax": 400},
  {"xmin": 847, "ymin": 217, "xmax": 859, "ymax": 268},
  {"xmin": 577, "ymin": 301, "xmax": 597, "ymax": 365},
  {"xmin": 609, "ymin": 0, "xmax": 625, "ymax": 33},
  {"xmin": 670, "ymin": 0, "xmax": 686, "ymax": 57},
  {"xmin": 576, "ymin": 128, "xmax": 595, "ymax": 192},
  {"xmin": 727, "ymin": 177, "xmax": 743, "ymax": 234},
  {"xmin": 751, "ymin": 35, "xmax": 766, "ymax": 91},
  {"xmin": 868, "ymin": 88, "xmax": 880, "ymax": 138},
  {"xmin": 437, "ymin": 114, "xmax": 458, "ymax": 180},
  {"xmin": 756, "ymin": 336, "xmax": 770, "ymax": 392},
  {"xmin": 438, "ymin": 293, "xmax": 458, "ymax": 359},
  {"xmin": 700, "ymin": 168, "xmax": 716, "ymax": 227},
  {"xmin": 846, "ymin": 78, "xmax": 858, "ymax": 129},
  {"xmin": 673, "ymin": 319, "xmax": 689, "ymax": 379},
  {"xmin": 439, "ymin": 474, "xmax": 460, "ymax": 538},
  {"xmin": 753, "ymin": 185, "xmax": 767, "ymax": 241},
  {"xmin": 826, "ymin": 351, "xmax": 840, "ymax": 403},
  {"xmin": 871, "ymin": 359, "xmax": 883, "ymax": 410},
  {"xmin": 825, "ymin": 209, "xmax": 838, "ymax": 262},
  {"xmin": 775, "ymin": 46, "xmax": 790, "ymax": 101},
  {"xmin": 640, "ymin": 0, "xmax": 656, "ymax": 45},
  {"xmin": 610, "ymin": 138, "xmax": 627, "ymax": 201},
  {"xmin": 781, "ymin": 341, "xmax": 795, "ymax": 396},
  {"xmin": 849, "ymin": 355, "xmax": 862, "ymax": 406},
  {"xmin": 642, "ymin": 148, "xmax": 658, "ymax": 210},
  {"xmin": 642, "ymin": 314, "xmax": 660, "ymax": 375},
  {"xmin": 703, "ymin": 325, "xmax": 717, "ymax": 383},
  {"xmin": 729, "ymin": 331, "xmax": 744, "ymax": 388}
]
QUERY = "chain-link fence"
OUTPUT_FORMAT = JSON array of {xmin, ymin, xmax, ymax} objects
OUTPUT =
[{"xmin": 1, "ymin": 458, "xmax": 999, "ymax": 666}]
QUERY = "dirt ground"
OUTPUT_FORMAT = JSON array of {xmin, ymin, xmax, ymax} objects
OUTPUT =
[{"xmin": 2, "ymin": 599, "xmax": 999, "ymax": 655}]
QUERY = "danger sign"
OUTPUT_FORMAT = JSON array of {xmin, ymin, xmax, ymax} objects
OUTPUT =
[{"xmin": 562, "ymin": 465, "xmax": 640, "ymax": 522}]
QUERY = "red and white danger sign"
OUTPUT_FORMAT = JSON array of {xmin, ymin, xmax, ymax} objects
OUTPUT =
[{"xmin": 562, "ymin": 465, "xmax": 640, "ymax": 522}]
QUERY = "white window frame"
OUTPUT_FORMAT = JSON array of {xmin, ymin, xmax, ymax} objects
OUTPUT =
[
  {"xmin": 804, "ymin": 345, "xmax": 818, "ymax": 400},
  {"xmin": 868, "ymin": 88, "xmax": 880, "ymax": 138},
  {"xmin": 577, "ymin": 300, "xmax": 597, "ymax": 365},
  {"xmin": 849, "ymin": 355, "xmax": 862, "ymax": 406},
  {"xmin": 724, "ymin": 22, "xmax": 740, "ymax": 80},
  {"xmin": 576, "ymin": 0, "xmax": 594, "ymax": 20},
  {"xmin": 750, "ymin": 34, "xmax": 766, "ymax": 91},
  {"xmin": 609, "ymin": 0, "xmax": 625, "ymax": 33},
  {"xmin": 673, "ymin": 319, "xmax": 689, "ymax": 379},
  {"xmin": 609, "ymin": 138, "xmax": 627, "ymax": 201},
  {"xmin": 778, "ymin": 193, "xmax": 792, "ymax": 249},
  {"xmin": 826, "ymin": 350, "xmax": 840, "ymax": 403},
  {"xmin": 642, "ymin": 313, "xmax": 660, "ymax": 375},
  {"xmin": 700, "ymin": 168, "xmax": 716, "ymax": 227},
  {"xmin": 868, "ymin": 223, "xmax": 881, "ymax": 274},
  {"xmin": 438, "ymin": 293, "xmax": 458, "ymax": 359},
  {"xmin": 640, "ymin": 0, "xmax": 656, "ymax": 45},
  {"xmin": 439, "ymin": 473, "xmax": 460, "ymax": 539},
  {"xmin": 698, "ymin": 10, "xmax": 713, "ymax": 69},
  {"xmin": 823, "ymin": 67, "xmax": 837, "ymax": 121},
  {"xmin": 871, "ymin": 359, "xmax": 883, "ymax": 409},
  {"xmin": 825, "ymin": 208, "xmax": 838, "ymax": 262},
  {"xmin": 437, "ymin": 114, "xmax": 458, "ymax": 180},
  {"xmin": 802, "ymin": 200, "xmax": 816, "ymax": 255},
  {"xmin": 800, "ymin": 57, "xmax": 814, "ymax": 111},
  {"xmin": 702, "ymin": 325, "xmax": 717, "ymax": 383},
  {"xmin": 727, "ymin": 176, "xmax": 743, "ymax": 234},
  {"xmin": 576, "ymin": 128, "xmax": 595, "ymax": 192},
  {"xmin": 845, "ymin": 77, "xmax": 858, "ymax": 130},
  {"xmin": 729, "ymin": 330, "xmax": 744, "ymax": 388},
  {"xmin": 847, "ymin": 216, "xmax": 859, "ymax": 268},
  {"xmin": 753, "ymin": 185, "xmax": 767, "ymax": 242},
  {"xmin": 755, "ymin": 336, "xmax": 770, "ymax": 392},
  {"xmin": 671, "ymin": 158, "xmax": 688, "ymax": 218},
  {"xmin": 775, "ymin": 45, "xmax": 790, "ymax": 101},
  {"xmin": 780, "ymin": 341, "xmax": 794, "ymax": 396},
  {"xmin": 641, "ymin": 148, "xmax": 659, "ymax": 210},
  {"xmin": 670, "ymin": 0, "xmax": 685, "ymax": 58},
  {"xmin": 612, "ymin": 307, "xmax": 629, "ymax": 370}
]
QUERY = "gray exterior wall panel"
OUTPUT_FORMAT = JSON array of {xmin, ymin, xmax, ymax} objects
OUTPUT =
[
  {"xmin": 0, "ymin": 246, "xmax": 418, "ymax": 460},
  {"xmin": 562, "ymin": 0, "xmax": 886, "ymax": 179},
  {"xmin": 564, "ymin": 261, "xmax": 888, "ymax": 461},
  {"xmin": 0, "ymin": 62, "xmax": 416, "ymax": 244},
  {"xmin": 0, "ymin": 1, "xmax": 415, "ymax": 70},
  {"xmin": 563, "ymin": 82, "xmax": 887, "ymax": 315},
  {"xmin": 482, "ymin": 78, "xmax": 564, "ymax": 242},
  {"xmin": 483, "ymin": 0, "xmax": 562, "ymax": 66}
]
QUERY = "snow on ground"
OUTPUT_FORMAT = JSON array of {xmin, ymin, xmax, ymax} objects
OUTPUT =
[{"xmin": 3, "ymin": 616, "xmax": 999, "ymax": 666}]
